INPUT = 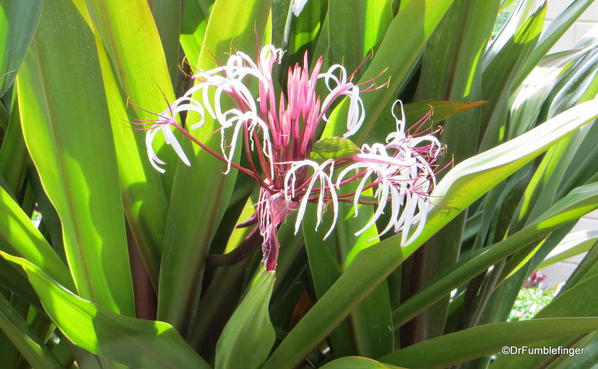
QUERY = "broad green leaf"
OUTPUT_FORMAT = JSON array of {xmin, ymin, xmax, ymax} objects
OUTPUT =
[
  {"xmin": 508, "ymin": 48, "xmax": 589, "ymax": 139},
  {"xmin": 82, "ymin": 0, "xmax": 175, "ymax": 122},
  {"xmin": 381, "ymin": 317, "xmax": 598, "ymax": 368},
  {"xmin": 272, "ymin": 0, "xmax": 291, "ymax": 45},
  {"xmin": 406, "ymin": 0, "xmax": 498, "ymax": 339},
  {"xmin": 547, "ymin": 335, "xmax": 598, "ymax": 369},
  {"xmin": 392, "ymin": 182, "xmax": 598, "ymax": 328},
  {"xmin": 0, "ymin": 181, "xmax": 71, "ymax": 289},
  {"xmin": 149, "ymin": 0, "xmax": 182, "ymax": 83},
  {"xmin": 565, "ymin": 236, "xmax": 598, "ymax": 288},
  {"xmin": 302, "ymin": 180, "xmax": 394, "ymax": 357},
  {"xmin": 302, "ymin": 212, "xmax": 353, "ymax": 356},
  {"xmin": 287, "ymin": 0, "xmax": 325, "ymax": 55},
  {"xmin": 0, "ymin": 0, "xmax": 42, "ymax": 96},
  {"xmin": 262, "ymin": 100, "xmax": 598, "ymax": 369},
  {"xmin": 16, "ymin": 0, "xmax": 134, "ymax": 315},
  {"xmin": 88, "ymin": 22, "xmax": 167, "ymax": 285},
  {"xmin": 0, "ymin": 293, "xmax": 61, "ymax": 369},
  {"xmin": 79, "ymin": 0, "xmax": 173, "ymax": 280},
  {"xmin": 180, "ymin": 0, "xmax": 211, "ymax": 66},
  {"xmin": 0, "ymin": 257, "xmax": 38, "ymax": 305},
  {"xmin": 323, "ymin": 0, "xmax": 457, "ymax": 143},
  {"xmin": 157, "ymin": 0, "xmax": 271, "ymax": 332},
  {"xmin": 319, "ymin": 356, "xmax": 405, "ymax": 369},
  {"xmin": 512, "ymin": 0, "xmax": 596, "ymax": 89},
  {"xmin": 0, "ymin": 95, "xmax": 27, "ymax": 195},
  {"xmin": 215, "ymin": 271, "xmax": 275, "ymax": 369},
  {"xmin": 1, "ymin": 252, "xmax": 211, "ymax": 369},
  {"xmin": 404, "ymin": 100, "xmax": 487, "ymax": 127},
  {"xmin": 479, "ymin": 2, "xmax": 546, "ymax": 150},
  {"xmin": 323, "ymin": 0, "xmax": 392, "ymax": 75},
  {"xmin": 536, "ymin": 230, "xmax": 598, "ymax": 270},
  {"xmin": 310, "ymin": 137, "xmax": 359, "ymax": 161}
]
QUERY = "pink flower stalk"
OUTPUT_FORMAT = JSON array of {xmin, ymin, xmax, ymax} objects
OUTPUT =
[{"xmin": 136, "ymin": 45, "xmax": 443, "ymax": 271}]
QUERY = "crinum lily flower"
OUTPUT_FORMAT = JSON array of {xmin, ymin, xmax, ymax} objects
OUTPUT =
[{"xmin": 135, "ymin": 45, "xmax": 443, "ymax": 271}]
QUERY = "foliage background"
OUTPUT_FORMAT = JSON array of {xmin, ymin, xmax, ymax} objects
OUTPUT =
[{"xmin": 0, "ymin": 0, "xmax": 598, "ymax": 368}]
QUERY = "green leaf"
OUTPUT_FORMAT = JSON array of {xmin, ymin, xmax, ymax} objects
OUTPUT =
[
  {"xmin": 215, "ymin": 271, "xmax": 275, "ymax": 369},
  {"xmin": 0, "ymin": 257, "xmax": 38, "ymax": 305},
  {"xmin": 180, "ymin": 0, "xmax": 211, "ymax": 66},
  {"xmin": 0, "ymin": 251, "xmax": 211, "ymax": 369},
  {"xmin": 0, "ymin": 293, "xmax": 61, "ymax": 369},
  {"xmin": 547, "ymin": 335, "xmax": 598, "ymax": 369},
  {"xmin": 0, "ymin": 0, "xmax": 42, "ymax": 96},
  {"xmin": 157, "ymin": 0, "xmax": 271, "ymax": 332},
  {"xmin": 149, "ymin": 0, "xmax": 182, "ymax": 83},
  {"xmin": 16, "ymin": 0, "xmax": 134, "ymax": 315},
  {"xmin": 0, "ymin": 95, "xmax": 27, "ymax": 195},
  {"xmin": 89, "ymin": 25, "xmax": 168, "ymax": 285},
  {"xmin": 310, "ymin": 137, "xmax": 359, "ymax": 161},
  {"xmin": 479, "ymin": 2, "xmax": 546, "ymax": 149},
  {"xmin": 404, "ymin": 100, "xmax": 487, "ymax": 126},
  {"xmin": 405, "ymin": 0, "xmax": 499, "ymax": 339},
  {"xmin": 302, "ymin": 180, "xmax": 394, "ymax": 357},
  {"xmin": 262, "ymin": 100, "xmax": 598, "ymax": 369},
  {"xmin": 287, "ymin": 0, "xmax": 325, "ymax": 55},
  {"xmin": 536, "ymin": 230, "xmax": 598, "ymax": 270},
  {"xmin": 302, "ymin": 202, "xmax": 359, "ymax": 357},
  {"xmin": 323, "ymin": 0, "xmax": 393, "ymax": 75},
  {"xmin": 79, "ymin": 0, "xmax": 173, "ymax": 281},
  {"xmin": 320, "ymin": 356, "xmax": 406, "ymax": 369},
  {"xmin": 392, "ymin": 182, "xmax": 598, "ymax": 328},
  {"xmin": 512, "ymin": 0, "xmax": 596, "ymax": 89},
  {"xmin": 0, "ymin": 179, "xmax": 71, "ymax": 289},
  {"xmin": 323, "ymin": 0, "xmax": 457, "ymax": 142},
  {"xmin": 82, "ymin": 0, "xmax": 176, "ymax": 124},
  {"xmin": 491, "ymin": 274, "xmax": 598, "ymax": 369},
  {"xmin": 381, "ymin": 318, "xmax": 598, "ymax": 369}
]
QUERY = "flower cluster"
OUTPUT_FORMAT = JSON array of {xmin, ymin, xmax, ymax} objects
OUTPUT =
[{"xmin": 136, "ymin": 45, "xmax": 443, "ymax": 270}]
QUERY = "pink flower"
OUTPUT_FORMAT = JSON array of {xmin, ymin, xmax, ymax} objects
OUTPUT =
[{"xmin": 136, "ymin": 45, "xmax": 442, "ymax": 270}]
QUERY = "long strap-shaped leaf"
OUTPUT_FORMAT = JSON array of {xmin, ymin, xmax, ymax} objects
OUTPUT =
[
  {"xmin": 323, "ymin": 0, "xmax": 457, "ymax": 142},
  {"xmin": 16, "ymin": 0, "xmax": 134, "ymax": 315},
  {"xmin": 320, "ymin": 356, "xmax": 405, "ymax": 369},
  {"xmin": 0, "ymin": 293, "xmax": 62, "ymax": 369},
  {"xmin": 262, "ymin": 100, "xmax": 598, "ymax": 369},
  {"xmin": 537, "ymin": 230, "xmax": 598, "ymax": 270},
  {"xmin": 392, "ymin": 182, "xmax": 598, "ymax": 328},
  {"xmin": 78, "ymin": 0, "xmax": 174, "ymax": 281},
  {"xmin": 0, "ymin": 251, "xmax": 212, "ymax": 369},
  {"xmin": 0, "ymin": 0, "xmax": 42, "ymax": 96},
  {"xmin": 380, "ymin": 317, "xmax": 598, "ymax": 369},
  {"xmin": 0, "ymin": 185, "xmax": 72, "ymax": 289},
  {"xmin": 215, "ymin": 271, "xmax": 276, "ymax": 369}
]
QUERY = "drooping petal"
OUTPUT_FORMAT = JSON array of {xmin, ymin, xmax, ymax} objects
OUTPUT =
[{"xmin": 291, "ymin": 0, "xmax": 309, "ymax": 17}]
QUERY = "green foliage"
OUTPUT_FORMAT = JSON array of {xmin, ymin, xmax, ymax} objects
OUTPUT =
[
  {"xmin": 508, "ymin": 287, "xmax": 556, "ymax": 321},
  {"xmin": 0, "ymin": 0, "xmax": 597, "ymax": 368}
]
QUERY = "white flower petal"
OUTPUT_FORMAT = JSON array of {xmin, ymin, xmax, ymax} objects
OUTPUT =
[{"xmin": 291, "ymin": 0, "xmax": 309, "ymax": 16}]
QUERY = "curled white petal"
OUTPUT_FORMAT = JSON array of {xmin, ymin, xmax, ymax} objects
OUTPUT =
[
  {"xmin": 283, "ymin": 159, "xmax": 338, "ymax": 238},
  {"xmin": 291, "ymin": 0, "xmax": 309, "ymax": 16}
]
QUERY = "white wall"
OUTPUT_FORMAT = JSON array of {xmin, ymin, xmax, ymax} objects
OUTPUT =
[{"xmin": 546, "ymin": 0, "xmax": 598, "ymax": 51}]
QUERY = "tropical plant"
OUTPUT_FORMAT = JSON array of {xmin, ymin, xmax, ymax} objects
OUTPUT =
[{"xmin": 0, "ymin": 0, "xmax": 597, "ymax": 368}]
